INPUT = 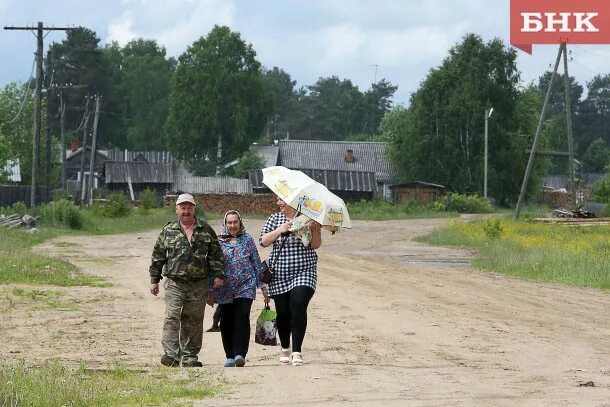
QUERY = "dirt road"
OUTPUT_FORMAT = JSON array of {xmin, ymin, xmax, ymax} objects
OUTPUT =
[{"xmin": 3, "ymin": 217, "xmax": 610, "ymax": 406}]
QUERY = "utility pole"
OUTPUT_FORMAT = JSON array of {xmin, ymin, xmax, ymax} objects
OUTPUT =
[
  {"xmin": 4, "ymin": 22, "xmax": 75, "ymax": 207},
  {"xmin": 372, "ymin": 64, "xmax": 379, "ymax": 84},
  {"xmin": 59, "ymin": 90, "xmax": 66, "ymax": 190},
  {"xmin": 563, "ymin": 43, "xmax": 577, "ymax": 208},
  {"xmin": 88, "ymin": 95, "xmax": 101, "ymax": 206},
  {"xmin": 484, "ymin": 107, "xmax": 493, "ymax": 199},
  {"xmin": 45, "ymin": 74, "xmax": 53, "ymax": 197},
  {"xmin": 78, "ymin": 97, "xmax": 91, "ymax": 205},
  {"xmin": 515, "ymin": 45, "xmax": 563, "ymax": 219}
]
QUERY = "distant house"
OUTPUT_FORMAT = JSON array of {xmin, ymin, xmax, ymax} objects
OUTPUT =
[
  {"xmin": 64, "ymin": 147, "xmax": 110, "ymax": 191},
  {"xmin": 102, "ymin": 148, "xmax": 174, "ymax": 164},
  {"xmin": 105, "ymin": 162, "xmax": 173, "ymax": 200},
  {"xmin": 249, "ymin": 168, "xmax": 376, "ymax": 202},
  {"xmin": 275, "ymin": 140, "xmax": 398, "ymax": 199},
  {"xmin": 390, "ymin": 181, "xmax": 446, "ymax": 204},
  {"xmin": 250, "ymin": 144, "xmax": 280, "ymax": 168}
]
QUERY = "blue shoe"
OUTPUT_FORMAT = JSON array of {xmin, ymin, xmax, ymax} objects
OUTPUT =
[
  {"xmin": 224, "ymin": 358, "xmax": 235, "ymax": 367},
  {"xmin": 234, "ymin": 355, "xmax": 246, "ymax": 367}
]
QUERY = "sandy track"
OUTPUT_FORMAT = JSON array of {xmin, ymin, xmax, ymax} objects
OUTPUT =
[{"xmin": 2, "ymin": 217, "xmax": 609, "ymax": 406}]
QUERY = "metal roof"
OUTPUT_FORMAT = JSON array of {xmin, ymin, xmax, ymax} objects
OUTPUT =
[
  {"xmin": 390, "ymin": 181, "xmax": 446, "ymax": 189},
  {"xmin": 249, "ymin": 168, "xmax": 376, "ymax": 193},
  {"xmin": 102, "ymin": 148, "xmax": 174, "ymax": 164},
  {"xmin": 105, "ymin": 162, "xmax": 173, "ymax": 183},
  {"xmin": 250, "ymin": 145, "xmax": 279, "ymax": 168},
  {"xmin": 278, "ymin": 140, "xmax": 398, "ymax": 183}
]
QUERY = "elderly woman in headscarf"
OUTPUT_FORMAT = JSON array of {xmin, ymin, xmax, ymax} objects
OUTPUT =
[{"xmin": 211, "ymin": 210, "xmax": 268, "ymax": 367}]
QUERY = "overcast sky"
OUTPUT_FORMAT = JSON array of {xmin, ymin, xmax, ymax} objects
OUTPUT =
[{"xmin": 2, "ymin": 0, "xmax": 610, "ymax": 105}]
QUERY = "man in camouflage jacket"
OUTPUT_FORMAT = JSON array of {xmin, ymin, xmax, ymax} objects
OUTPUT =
[{"xmin": 149, "ymin": 193, "xmax": 225, "ymax": 367}]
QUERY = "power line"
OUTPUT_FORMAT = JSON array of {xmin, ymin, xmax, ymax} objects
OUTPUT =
[
  {"xmin": 2, "ymin": 57, "xmax": 36, "ymax": 124},
  {"xmin": 4, "ymin": 22, "xmax": 76, "ymax": 207}
]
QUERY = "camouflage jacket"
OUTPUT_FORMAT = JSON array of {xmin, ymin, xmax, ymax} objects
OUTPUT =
[{"xmin": 149, "ymin": 218, "xmax": 225, "ymax": 284}]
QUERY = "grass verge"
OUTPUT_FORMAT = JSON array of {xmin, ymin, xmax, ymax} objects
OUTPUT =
[
  {"xmin": 348, "ymin": 199, "xmax": 459, "ymax": 220},
  {"xmin": 419, "ymin": 217, "xmax": 610, "ymax": 290},
  {"xmin": 0, "ymin": 362, "xmax": 219, "ymax": 406}
]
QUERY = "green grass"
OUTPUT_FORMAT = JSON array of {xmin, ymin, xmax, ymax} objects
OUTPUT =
[
  {"xmin": 0, "ymin": 228, "xmax": 107, "ymax": 287},
  {"xmin": 8, "ymin": 288, "xmax": 79, "ymax": 311},
  {"xmin": 348, "ymin": 199, "xmax": 459, "ymax": 221},
  {"xmin": 0, "ymin": 207, "xmax": 222, "ymax": 287},
  {"xmin": 0, "ymin": 362, "xmax": 219, "ymax": 406},
  {"xmin": 420, "ymin": 217, "xmax": 610, "ymax": 290}
]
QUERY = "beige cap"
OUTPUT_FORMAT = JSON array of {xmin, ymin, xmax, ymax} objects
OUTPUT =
[{"xmin": 175, "ymin": 193, "xmax": 196, "ymax": 206}]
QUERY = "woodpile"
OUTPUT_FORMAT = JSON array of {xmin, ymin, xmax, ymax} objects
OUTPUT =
[
  {"xmin": 0, "ymin": 214, "xmax": 38, "ymax": 229},
  {"xmin": 164, "ymin": 193, "xmax": 278, "ymax": 216}
]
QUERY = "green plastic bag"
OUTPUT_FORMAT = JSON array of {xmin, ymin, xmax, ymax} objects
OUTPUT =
[{"xmin": 255, "ymin": 305, "xmax": 278, "ymax": 346}]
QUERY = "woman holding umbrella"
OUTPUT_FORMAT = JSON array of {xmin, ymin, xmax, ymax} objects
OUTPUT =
[{"xmin": 259, "ymin": 197, "xmax": 322, "ymax": 366}]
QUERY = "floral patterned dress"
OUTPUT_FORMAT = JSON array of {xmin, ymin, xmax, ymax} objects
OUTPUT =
[{"xmin": 214, "ymin": 233, "xmax": 263, "ymax": 305}]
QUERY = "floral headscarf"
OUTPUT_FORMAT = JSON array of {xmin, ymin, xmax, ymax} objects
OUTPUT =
[{"xmin": 219, "ymin": 209, "xmax": 246, "ymax": 238}]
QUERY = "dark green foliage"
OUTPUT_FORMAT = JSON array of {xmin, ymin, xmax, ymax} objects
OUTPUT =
[
  {"xmin": 35, "ymin": 200, "xmax": 84, "ymax": 230},
  {"xmin": 138, "ymin": 188, "xmax": 160, "ymax": 211},
  {"xmin": 436, "ymin": 193, "xmax": 494, "ymax": 213},
  {"xmin": 582, "ymin": 138, "xmax": 610, "ymax": 172},
  {"xmin": 1, "ymin": 201, "xmax": 28, "ymax": 216},
  {"xmin": 93, "ymin": 193, "xmax": 132, "ymax": 218},
  {"xmin": 46, "ymin": 27, "xmax": 113, "ymax": 147},
  {"xmin": 383, "ymin": 34, "xmax": 538, "ymax": 205},
  {"xmin": 103, "ymin": 39, "xmax": 174, "ymax": 149},
  {"xmin": 576, "ymin": 74, "xmax": 610, "ymax": 156},
  {"xmin": 593, "ymin": 173, "xmax": 610, "ymax": 203},
  {"xmin": 233, "ymin": 150, "xmax": 265, "ymax": 178},
  {"xmin": 165, "ymin": 26, "xmax": 273, "ymax": 172},
  {"xmin": 483, "ymin": 219, "xmax": 503, "ymax": 239}
]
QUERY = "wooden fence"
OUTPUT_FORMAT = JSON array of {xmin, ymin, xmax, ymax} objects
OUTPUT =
[{"xmin": 0, "ymin": 185, "xmax": 51, "ymax": 208}]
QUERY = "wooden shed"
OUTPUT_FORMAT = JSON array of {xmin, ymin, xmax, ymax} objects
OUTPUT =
[
  {"xmin": 105, "ymin": 162, "xmax": 173, "ymax": 200},
  {"xmin": 390, "ymin": 181, "xmax": 446, "ymax": 204}
]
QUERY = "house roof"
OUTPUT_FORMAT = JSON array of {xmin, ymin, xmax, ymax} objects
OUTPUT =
[
  {"xmin": 105, "ymin": 162, "xmax": 173, "ymax": 183},
  {"xmin": 249, "ymin": 168, "xmax": 377, "ymax": 193},
  {"xmin": 65, "ymin": 146, "xmax": 110, "ymax": 161},
  {"xmin": 390, "ymin": 181, "xmax": 446, "ymax": 190},
  {"xmin": 278, "ymin": 140, "xmax": 397, "ymax": 183},
  {"xmin": 250, "ymin": 145, "xmax": 279, "ymax": 168},
  {"xmin": 102, "ymin": 148, "xmax": 174, "ymax": 164}
]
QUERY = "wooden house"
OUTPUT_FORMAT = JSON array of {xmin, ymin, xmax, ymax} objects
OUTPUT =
[{"xmin": 390, "ymin": 181, "xmax": 446, "ymax": 204}]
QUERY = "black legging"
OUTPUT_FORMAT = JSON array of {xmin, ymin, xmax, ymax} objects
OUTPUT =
[
  {"xmin": 219, "ymin": 298, "xmax": 253, "ymax": 359},
  {"xmin": 272, "ymin": 286, "xmax": 315, "ymax": 353}
]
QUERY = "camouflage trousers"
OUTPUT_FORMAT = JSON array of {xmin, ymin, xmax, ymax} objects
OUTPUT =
[{"xmin": 162, "ymin": 278, "xmax": 208, "ymax": 363}]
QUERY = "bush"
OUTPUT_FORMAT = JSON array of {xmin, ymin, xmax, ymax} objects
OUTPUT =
[
  {"xmin": 1, "ymin": 201, "xmax": 28, "ymax": 216},
  {"xmin": 36, "ymin": 199, "xmax": 84, "ymax": 230},
  {"xmin": 51, "ymin": 189, "xmax": 72, "ymax": 202},
  {"xmin": 139, "ymin": 188, "xmax": 160, "ymax": 211},
  {"xmin": 593, "ymin": 173, "xmax": 610, "ymax": 203},
  {"xmin": 483, "ymin": 219, "xmax": 503, "ymax": 239},
  {"xmin": 93, "ymin": 193, "xmax": 132, "ymax": 218},
  {"xmin": 438, "ymin": 193, "xmax": 494, "ymax": 213}
]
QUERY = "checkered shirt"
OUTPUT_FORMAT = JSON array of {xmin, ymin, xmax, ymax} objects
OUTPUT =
[{"xmin": 259, "ymin": 212, "xmax": 318, "ymax": 296}]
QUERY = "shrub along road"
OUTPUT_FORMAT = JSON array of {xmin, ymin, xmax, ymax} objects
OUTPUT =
[{"xmin": 3, "ymin": 217, "xmax": 610, "ymax": 406}]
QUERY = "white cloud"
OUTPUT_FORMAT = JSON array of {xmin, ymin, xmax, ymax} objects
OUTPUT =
[
  {"xmin": 107, "ymin": 12, "xmax": 138, "ymax": 45},
  {"xmin": 105, "ymin": 0, "xmax": 236, "ymax": 56},
  {"xmin": 318, "ymin": 25, "xmax": 367, "ymax": 62}
]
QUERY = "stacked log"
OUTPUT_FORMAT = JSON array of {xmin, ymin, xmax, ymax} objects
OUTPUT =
[{"xmin": 0, "ymin": 214, "xmax": 38, "ymax": 229}]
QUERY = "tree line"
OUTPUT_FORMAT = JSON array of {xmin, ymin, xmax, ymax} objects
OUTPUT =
[
  {"xmin": 1, "ymin": 28, "xmax": 609, "ymax": 204},
  {"xmin": 380, "ymin": 34, "xmax": 610, "ymax": 205},
  {"xmin": 0, "ymin": 25, "xmax": 397, "ymax": 181}
]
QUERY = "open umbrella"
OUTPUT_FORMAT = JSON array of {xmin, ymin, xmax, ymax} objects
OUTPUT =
[{"xmin": 261, "ymin": 166, "xmax": 352, "ymax": 229}]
